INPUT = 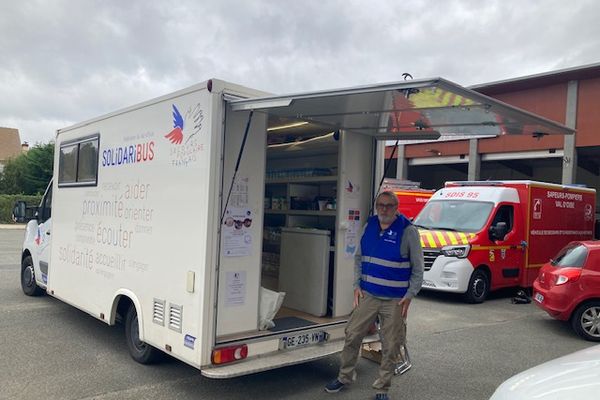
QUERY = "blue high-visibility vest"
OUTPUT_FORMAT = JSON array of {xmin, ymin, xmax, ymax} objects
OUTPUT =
[{"xmin": 359, "ymin": 215, "xmax": 412, "ymax": 298}]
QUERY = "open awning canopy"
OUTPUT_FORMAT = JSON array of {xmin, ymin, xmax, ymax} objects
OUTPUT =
[{"xmin": 229, "ymin": 78, "xmax": 574, "ymax": 141}]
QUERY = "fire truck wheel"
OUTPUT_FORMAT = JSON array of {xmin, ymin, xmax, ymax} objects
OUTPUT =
[
  {"xmin": 571, "ymin": 301, "xmax": 600, "ymax": 342},
  {"xmin": 125, "ymin": 304, "xmax": 162, "ymax": 364},
  {"xmin": 21, "ymin": 255, "xmax": 44, "ymax": 296},
  {"xmin": 463, "ymin": 269, "xmax": 489, "ymax": 304}
]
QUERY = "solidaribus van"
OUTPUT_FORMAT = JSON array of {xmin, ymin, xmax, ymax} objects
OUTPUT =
[{"xmin": 15, "ymin": 77, "xmax": 576, "ymax": 376}]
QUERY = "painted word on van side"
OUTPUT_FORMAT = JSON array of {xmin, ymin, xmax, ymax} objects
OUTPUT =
[{"xmin": 102, "ymin": 141, "xmax": 155, "ymax": 167}]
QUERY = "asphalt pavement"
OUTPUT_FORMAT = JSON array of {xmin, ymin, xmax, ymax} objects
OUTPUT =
[{"xmin": 0, "ymin": 227, "xmax": 593, "ymax": 400}]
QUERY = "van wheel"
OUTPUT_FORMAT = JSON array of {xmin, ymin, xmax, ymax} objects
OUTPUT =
[
  {"xmin": 571, "ymin": 301, "xmax": 600, "ymax": 342},
  {"xmin": 21, "ymin": 256, "xmax": 44, "ymax": 296},
  {"xmin": 125, "ymin": 304, "xmax": 162, "ymax": 364},
  {"xmin": 463, "ymin": 269, "xmax": 489, "ymax": 304}
]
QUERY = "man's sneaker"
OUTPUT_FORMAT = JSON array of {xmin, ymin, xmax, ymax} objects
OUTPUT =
[
  {"xmin": 375, "ymin": 393, "xmax": 389, "ymax": 400},
  {"xmin": 324, "ymin": 379, "xmax": 345, "ymax": 393}
]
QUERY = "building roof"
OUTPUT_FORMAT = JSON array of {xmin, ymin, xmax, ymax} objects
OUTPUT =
[
  {"xmin": 470, "ymin": 62, "xmax": 600, "ymax": 95},
  {"xmin": 0, "ymin": 127, "xmax": 22, "ymax": 163}
]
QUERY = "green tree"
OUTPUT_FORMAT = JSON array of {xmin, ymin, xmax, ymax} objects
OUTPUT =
[
  {"xmin": 0, "ymin": 155, "xmax": 27, "ymax": 194},
  {"xmin": 0, "ymin": 142, "xmax": 54, "ymax": 195},
  {"xmin": 23, "ymin": 142, "xmax": 54, "ymax": 194}
]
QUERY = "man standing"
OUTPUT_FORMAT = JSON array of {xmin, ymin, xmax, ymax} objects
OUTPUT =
[{"xmin": 325, "ymin": 191, "xmax": 424, "ymax": 400}]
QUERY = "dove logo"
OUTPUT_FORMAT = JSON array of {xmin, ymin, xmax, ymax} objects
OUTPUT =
[
  {"xmin": 165, "ymin": 105, "xmax": 185, "ymax": 144},
  {"xmin": 164, "ymin": 103, "xmax": 205, "ymax": 167},
  {"xmin": 164, "ymin": 104, "xmax": 204, "ymax": 145},
  {"xmin": 383, "ymin": 230, "xmax": 398, "ymax": 244}
]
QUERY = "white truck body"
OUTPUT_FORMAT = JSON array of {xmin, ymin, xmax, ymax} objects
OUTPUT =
[{"xmin": 18, "ymin": 78, "xmax": 575, "ymax": 377}]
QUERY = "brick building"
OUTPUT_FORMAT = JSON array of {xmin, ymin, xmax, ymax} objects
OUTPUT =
[{"xmin": 0, "ymin": 127, "xmax": 23, "ymax": 173}]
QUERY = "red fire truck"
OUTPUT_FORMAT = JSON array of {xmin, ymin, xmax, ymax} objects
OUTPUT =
[
  {"xmin": 380, "ymin": 179, "xmax": 434, "ymax": 220},
  {"xmin": 412, "ymin": 181, "xmax": 596, "ymax": 303},
  {"xmin": 394, "ymin": 189, "xmax": 434, "ymax": 220}
]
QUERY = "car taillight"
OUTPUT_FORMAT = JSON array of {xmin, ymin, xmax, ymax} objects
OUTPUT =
[
  {"xmin": 211, "ymin": 344, "xmax": 248, "ymax": 365},
  {"xmin": 554, "ymin": 268, "xmax": 582, "ymax": 286}
]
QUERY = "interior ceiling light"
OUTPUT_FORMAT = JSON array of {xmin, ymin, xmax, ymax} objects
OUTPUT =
[
  {"xmin": 267, "ymin": 121, "xmax": 309, "ymax": 132},
  {"xmin": 268, "ymin": 132, "xmax": 335, "ymax": 149}
]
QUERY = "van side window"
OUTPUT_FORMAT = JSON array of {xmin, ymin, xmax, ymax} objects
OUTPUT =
[
  {"xmin": 59, "ymin": 144, "xmax": 78, "ymax": 184},
  {"xmin": 492, "ymin": 205, "xmax": 513, "ymax": 232},
  {"xmin": 77, "ymin": 139, "xmax": 99, "ymax": 182},
  {"xmin": 40, "ymin": 185, "xmax": 52, "ymax": 223},
  {"xmin": 58, "ymin": 134, "xmax": 99, "ymax": 187}
]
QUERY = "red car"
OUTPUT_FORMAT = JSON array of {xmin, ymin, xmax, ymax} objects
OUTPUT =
[{"xmin": 533, "ymin": 240, "xmax": 600, "ymax": 341}]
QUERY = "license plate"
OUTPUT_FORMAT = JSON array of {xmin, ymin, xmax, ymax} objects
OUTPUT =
[
  {"xmin": 534, "ymin": 292, "xmax": 544, "ymax": 303},
  {"xmin": 280, "ymin": 331, "xmax": 328, "ymax": 350}
]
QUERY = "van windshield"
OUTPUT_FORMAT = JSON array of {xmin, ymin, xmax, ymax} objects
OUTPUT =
[
  {"xmin": 413, "ymin": 200, "xmax": 493, "ymax": 232},
  {"xmin": 551, "ymin": 244, "xmax": 588, "ymax": 268}
]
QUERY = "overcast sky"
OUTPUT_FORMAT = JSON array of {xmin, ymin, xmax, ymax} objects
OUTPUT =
[{"xmin": 1, "ymin": 0, "xmax": 599, "ymax": 144}]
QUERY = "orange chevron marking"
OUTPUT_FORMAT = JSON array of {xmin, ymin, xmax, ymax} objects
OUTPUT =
[
  {"xmin": 435, "ymin": 231, "xmax": 448, "ymax": 246},
  {"xmin": 447, "ymin": 232, "xmax": 459, "ymax": 245},
  {"xmin": 419, "ymin": 230, "xmax": 476, "ymax": 248},
  {"xmin": 424, "ymin": 232, "xmax": 436, "ymax": 247}
]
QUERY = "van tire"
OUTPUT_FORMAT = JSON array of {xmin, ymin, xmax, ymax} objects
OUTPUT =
[
  {"xmin": 463, "ymin": 269, "xmax": 489, "ymax": 304},
  {"xmin": 21, "ymin": 255, "xmax": 44, "ymax": 296},
  {"xmin": 125, "ymin": 304, "xmax": 162, "ymax": 364},
  {"xmin": 571, "ymin": 301, "xmax": 600, "ymax": 342}
]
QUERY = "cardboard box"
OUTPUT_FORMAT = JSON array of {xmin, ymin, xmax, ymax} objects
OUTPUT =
[{"xmin": 361, "ymin": 342, "xmax": 382, "ymax": 364}]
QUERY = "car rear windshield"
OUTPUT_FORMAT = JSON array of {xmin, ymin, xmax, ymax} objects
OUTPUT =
[{"xmin": 551, "ymin": 244, "xmax": 588, "ymax": 268}]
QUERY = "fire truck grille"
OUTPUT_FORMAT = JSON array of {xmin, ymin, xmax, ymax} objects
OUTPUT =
[{"xmin": 423, "ymin": 249, "xmax": 441, "ymax": 271}]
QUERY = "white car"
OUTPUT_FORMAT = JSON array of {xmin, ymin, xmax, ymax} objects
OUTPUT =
[{"xmin": 489, "ymin": 344, "xmax": 600, "ymax": 400}]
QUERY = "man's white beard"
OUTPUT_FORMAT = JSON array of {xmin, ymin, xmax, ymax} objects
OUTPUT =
[{"xmin": 378, "ymin": 214, "xmax": 396, "ymax": 225}]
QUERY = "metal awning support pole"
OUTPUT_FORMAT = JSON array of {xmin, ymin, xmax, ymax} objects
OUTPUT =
[{"xmin": 221, "ymin": 110, "xmax": 254, "ymax": 224}]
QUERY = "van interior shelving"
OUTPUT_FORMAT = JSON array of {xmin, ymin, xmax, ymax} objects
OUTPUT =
[{"xmin": 218, "ymin": 118, "xmax": 349, "ymax": 343}]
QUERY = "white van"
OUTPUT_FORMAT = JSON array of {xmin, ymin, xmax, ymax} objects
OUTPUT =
[{"xmin": 15, "ymin": 77, "xmax": 574, "ymax": 377}]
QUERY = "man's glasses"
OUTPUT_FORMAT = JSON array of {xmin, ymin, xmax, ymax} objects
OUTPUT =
[{"xmin": 376, "ymin": 203, "xmax": 396, "ymax": 210}]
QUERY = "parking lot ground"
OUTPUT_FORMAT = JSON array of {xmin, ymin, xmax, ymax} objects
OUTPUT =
[{"xmin": 0, "ymin": 228, "xmax": 593, "ymax": 400}]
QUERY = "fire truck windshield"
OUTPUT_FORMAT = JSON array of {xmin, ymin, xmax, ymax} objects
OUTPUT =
[{"xmin": 413, "ymin": 200, "xmax": 494, "ymax": 232}]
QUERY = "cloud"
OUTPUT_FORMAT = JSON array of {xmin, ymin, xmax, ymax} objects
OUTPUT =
[{"xmin": 1, "ymin": 0, "xmax": 599, "ymax": 144}]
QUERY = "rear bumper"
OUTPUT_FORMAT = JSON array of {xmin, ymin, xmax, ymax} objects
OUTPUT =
[
  {"xmin": 201, "ymin": 338, "xmax": 344, "ymax": 379},
  {"xmin": 532, "ymin": 281, "xmax": 574, "ymax": 321}
]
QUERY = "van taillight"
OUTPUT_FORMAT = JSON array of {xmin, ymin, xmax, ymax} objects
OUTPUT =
[
  {"xmin": 554, "ymin": 268, "xmax": 582, "ymax": 286},
  {"xmin": 211, "ymin": 344, "xmax": 248, "ymax": 365}
]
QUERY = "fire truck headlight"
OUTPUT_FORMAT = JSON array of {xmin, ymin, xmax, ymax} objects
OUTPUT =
[{"xmin": 441, "ymin": 245, "xmax": 471, "ymax": 259}]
